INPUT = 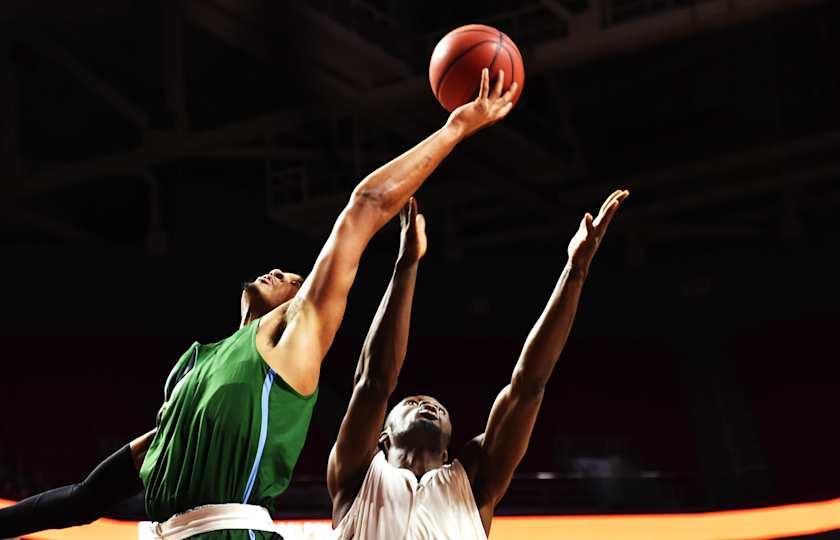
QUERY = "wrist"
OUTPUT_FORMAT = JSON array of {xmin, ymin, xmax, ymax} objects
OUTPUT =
[
  {"xmin": 440, "ymin": 120, "xmax": 467, "ymax": 145},
  {"xmin": 565, "ymin": 258, "xmax": 589, "ymax": 281},
  {"xmin": 396, "ymin": 255, "xmax": 421, "ymax": 270}
]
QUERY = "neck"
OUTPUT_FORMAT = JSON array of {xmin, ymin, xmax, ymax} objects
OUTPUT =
[
  {"xmin": 240, "ymin": 297, "xmax": 270, "ymax": 328},
  {"xmin": 240, "ymin": 310, "xmax": 258, "ymax": 328},
  {"xmin": 386, "ymin": 445, "xmax": 445, "ymax": 479},
  {"xmin": 241, "ymin": 299, "xmax": 295, "ymax": 330}
]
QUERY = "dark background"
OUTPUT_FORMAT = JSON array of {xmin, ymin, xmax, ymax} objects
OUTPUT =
[{"xmin": 1, "ymin": 0, "xmax": 839, "ymax": 520}]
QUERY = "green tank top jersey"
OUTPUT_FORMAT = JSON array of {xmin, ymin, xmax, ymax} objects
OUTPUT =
[{"xmin": 140, "ymin": 319, "xmax": 318, "ymax": 539}]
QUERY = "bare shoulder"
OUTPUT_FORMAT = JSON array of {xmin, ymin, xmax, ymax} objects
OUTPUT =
[
  {"xmin": 457, "ymin": 433, "xmax": 485, "ymax": 484},
  {"xmin": 458, "ymin": 434, "xmax": 496, "ymax": 532},
  {"xmin": 255, "ymin": 296, "xmax": 321, "ymax": 396}
]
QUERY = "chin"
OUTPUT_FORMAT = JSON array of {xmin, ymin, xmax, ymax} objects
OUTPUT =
[{"xmin": 412, "ymin": 418, "xmax": 443, "ymax": 436}]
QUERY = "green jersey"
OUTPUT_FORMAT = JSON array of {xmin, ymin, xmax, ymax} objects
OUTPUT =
[{"xmin": 140, "ymin": 319, "xmax": 318, "ymax": 539}]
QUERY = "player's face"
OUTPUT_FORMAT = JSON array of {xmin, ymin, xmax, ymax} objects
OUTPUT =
[
  {"xmin": 250, "ymin": 269, "xmax": 304, "ymax": 310},
  {"xmin": 390, "ymin": 395, "xmax": 452, "ymax": 447}
]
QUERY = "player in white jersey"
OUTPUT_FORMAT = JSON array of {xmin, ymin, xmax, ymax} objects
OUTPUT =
[{"xmin": 328, "ymin": 190, "xmax": 629, "ymax": 539}]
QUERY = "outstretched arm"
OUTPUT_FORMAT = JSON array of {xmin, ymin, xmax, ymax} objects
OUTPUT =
[
  {"xmin": 264, "ymin": 70, "xmax": 517, "ymax": 395},
  {"xmin": 327, "ymin": 198, "xmax": 426, "ymax": 522},
  {"xmin": 467, "ymin": 190, "xmax": 629, "ymax": 522},
  {"xmin": 0, "ymin": 430, "xmax": 154, "ymax": 537}
]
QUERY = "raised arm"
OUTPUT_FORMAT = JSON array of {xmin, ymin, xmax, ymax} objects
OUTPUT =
[
  {"xmin": 327, "ymin": 198, "xmax": 426, "ymax": 521},
  {"xmin": 465, "ymin": 190, "xmax": 629, "ymax": 526},
  {"xmin": 263, "ymin": 70, "xmax": 517, "ymax": 395}
]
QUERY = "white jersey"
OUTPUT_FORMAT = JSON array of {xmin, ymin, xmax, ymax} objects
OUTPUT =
[{"xmin": 335, "ymin": 451, "xmax": 488, "ymax": 540}]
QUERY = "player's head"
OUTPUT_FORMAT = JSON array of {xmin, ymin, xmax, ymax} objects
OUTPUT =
[
  {"xmin": 241, "ymin": 269, "xmax": 304, "ymax": 319},
  {"xmin": 380, "ymin": 395, "xmax": 452, "ymax": 462}
]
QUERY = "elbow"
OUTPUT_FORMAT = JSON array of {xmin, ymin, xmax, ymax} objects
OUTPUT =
[
  {"xmin": 354, "ymin": 372, "xmax": 396, "ymax": 401},
  {"xmin": 349, "ymin": 185, "xmax": 387, "ymax": 214},
  {"xmin": 510, "ymin": 369, "xmax": 546, "ymax": 402},
  {"xmin": 341, "ymin": 187, "xmax": 389, "ymax": 234},
  {"xmin": 65, "ymin": 484, "xmax": 103, "ymax": 527}
]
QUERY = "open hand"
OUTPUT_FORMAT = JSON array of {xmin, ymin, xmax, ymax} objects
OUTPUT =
[
  {"xmin": 567, "ymin": 189, "xmax": 629, "ymax": 272},
  {"xmin": 399, "ymin": 197, "xmax": 427, "ymax": 263},
  {"xmin": 445, "ymin": 68, "xmax": 518, "ymax": 140}
]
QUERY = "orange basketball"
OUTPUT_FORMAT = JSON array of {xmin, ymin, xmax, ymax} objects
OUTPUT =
[{"xmin": 429, "ymin": 24, "xmax": 525, "ymax": 112}]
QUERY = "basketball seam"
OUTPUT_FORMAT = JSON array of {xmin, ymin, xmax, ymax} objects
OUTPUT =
[
  {"xmin": 503, "ymin": 45, "xmax": 516, "ymax": 91},
  {"xmin": 488, "ymin": 31, "xmax": 503, "ymax": 74},
  {"xmin": 502, "ymin": 33, "xmax": 522, "ymax": 57},
  {"xmin": 434, "ymin": 39, "xmax": 497, "ymax": 100}
]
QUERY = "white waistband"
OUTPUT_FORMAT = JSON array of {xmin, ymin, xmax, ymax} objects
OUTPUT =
[{"xmin": 141, "ymin": 503, "xmax": 279, "ymax": 540}]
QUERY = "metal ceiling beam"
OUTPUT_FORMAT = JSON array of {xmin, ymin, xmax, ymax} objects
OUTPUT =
[
  {"xmin": 531, "ymin": 0, "xmax": 826, "ymax": 72},
  {"xmin": 24, "ymin": 36, "xmax": 150, "ymax": 130},
  {"xmin": 558, "ymin": 130, "xmax": 840, "ymax": 205},
  {"xmin": 181, "ymin": 0, "xmax": 272, "ymax": 63},
  {"xmin": 539, "ymin": 0, "xmax": 571, "ymax": 20},
  {"xmin": 1, "ymin": 208, "xmax": 103, "ymax": 242},
  {"xmin": 163, "ymin": 0, "xmax": 189, "ymax": 132},
  {"xmin": 621, "ymin": 163, "xmax": 840, "ymax": 220},
  {"xmin": 6, "ymin": 109, "xmax": 307, "ymax": 197},
  {"xmin": 181, "ymin": 145, "xmax": 396, "ymax": 162},
  {"xmin": 289, "ymin": 1, "xmax": 413, "ymax": 82}
]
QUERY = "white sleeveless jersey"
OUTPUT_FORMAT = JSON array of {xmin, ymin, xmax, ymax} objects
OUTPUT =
[{"xmin": 335, "ymin": 451, "xmax": 488, "ymax": 540}]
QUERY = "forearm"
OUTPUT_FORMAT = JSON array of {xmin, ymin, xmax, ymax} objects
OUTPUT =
[
  {"xmin": 350, "ymin": 124, "xmax": 462, "ymax": 226},
  {"xmin": 356, "ymin": 257, "xmax": 419, "ymax": 392},
  {"xmin": 0, "ymin": 443, "xmax": 142, "ymax": 537},
  {"xmin": 513, "ymin": 260, "xmax": 587, "ymax": 393}
]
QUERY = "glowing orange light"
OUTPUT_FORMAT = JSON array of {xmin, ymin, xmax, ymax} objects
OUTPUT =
[{"xmin": 3, "ymin": 497, "xmax": 839, "ymax": 539}]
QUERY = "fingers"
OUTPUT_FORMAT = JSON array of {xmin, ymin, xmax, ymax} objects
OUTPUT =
[
  {"xmin": 407, "ymin": 196, "xmax": 417, "ymax": 227},
  {"xmin": 593, "ymin": 189, "xmax": 629, "ymax": 233},
  {"xmin": 598, "ymin": 189, "xmax": 624, "ymax": 217},
  {"xmin": 400, "ymin": 200, "xmax": 410, "ymax": 226},
  {"xmin": 500, "ymin": 81, "xmax": 518, "ymax": 104},
  {"xmin": 415, "ymin": 213, "xmax": 426, "ymax": 237},
  {"xmin": 494, "ymin": 101, "xmax": 514, "ymax": 123},
  {"xmin": 491, "ymin": 69, "xmax": 505, "ymax": 99},
  {"xmin": 491, "ymin": 79, "xmax": 518, "ymax": 122},
  {"xmin": 477, "ymin": 68, "xmax": 490, "ymax": 100},
  {"xmin": 583, "ymin": 212, "xmax": 594, "ymax": 235},
  {"xmin": 401, "ymin": 197, "xmax": 416, "ymax": 228}
]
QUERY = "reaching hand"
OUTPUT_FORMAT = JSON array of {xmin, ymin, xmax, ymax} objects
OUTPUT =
[
  {"xmin": 567, "ymin": 189, "xmax": 629, "ymax": 272},
  {"xmin": 445, "ymin": 68, "xmax": 518, "ymax": 140},
  {"xmin": 399, "ymin": 197, "xmax": 427, "ymax": 263}
]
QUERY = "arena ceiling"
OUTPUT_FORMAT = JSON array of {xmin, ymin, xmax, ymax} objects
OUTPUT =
[{"xmin": 1, "ymin": 0, "xmax": 838, "ymax": 264}]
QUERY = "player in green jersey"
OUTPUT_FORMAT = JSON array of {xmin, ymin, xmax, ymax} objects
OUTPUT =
[{"xmin": 0, "ymin": 69, "xmax": 517, "ymax": 539}]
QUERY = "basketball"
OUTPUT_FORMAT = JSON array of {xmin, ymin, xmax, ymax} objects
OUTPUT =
[{"xmin": 429, "ymin": 24, "xmax": 525, "ymax": 112}]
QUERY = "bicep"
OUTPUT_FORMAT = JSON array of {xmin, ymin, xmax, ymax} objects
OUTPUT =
[
  {"xmin": 294, "ymin": 204, "xmax": 379, "ymax": 349},
  {"xmin": 473, "ymin": 384, "xmax": 544, "ymax": 508}
]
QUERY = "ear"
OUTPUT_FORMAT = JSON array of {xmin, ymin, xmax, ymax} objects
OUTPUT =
[{"xmin": 378, "ymin": 430, "xmax": 391, "ymax": 454}]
